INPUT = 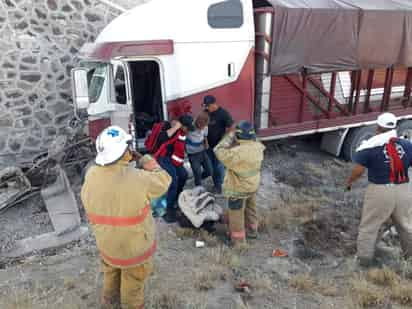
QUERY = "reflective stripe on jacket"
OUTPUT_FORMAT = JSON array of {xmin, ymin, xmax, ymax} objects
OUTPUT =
[
  {"xmin": 81, "ymin": 157, "xmax": 171, "ymax": 268},
  {"xmin": 214, "ymin": 134, "xmax": 265, "ymax": 199},
  {"xmin": 170, "ymin": 133, "xmax": 186, "ymax": 166}
]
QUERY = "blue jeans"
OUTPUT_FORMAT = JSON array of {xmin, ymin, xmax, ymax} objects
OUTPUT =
[
  {"xmin": 188, "ymin": 151, "xmax": 213, "ymax": 187},
  {"xmin": 157, "ymin": 157, "xmax": 188, "ymax": 210},
  {"xmin": 206, "ymin": 148, "xmax": 225, "ymax": 189}
]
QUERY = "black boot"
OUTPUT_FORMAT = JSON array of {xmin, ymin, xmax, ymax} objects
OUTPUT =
[{"xmin": 163, "ymin": 209, "xmax": 177, "ymax": 224}]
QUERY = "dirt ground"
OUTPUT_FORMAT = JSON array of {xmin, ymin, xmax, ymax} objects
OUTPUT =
[{"xmin": 1, "ymin": 137, "xmax": 412, "ymax": 309}]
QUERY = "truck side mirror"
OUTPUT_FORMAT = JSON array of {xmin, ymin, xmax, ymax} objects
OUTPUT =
[{"xmin": 71, "ymin": 68, "xmax": 90, "ymax": 110}]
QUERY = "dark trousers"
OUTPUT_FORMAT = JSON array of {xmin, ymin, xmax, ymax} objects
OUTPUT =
[
  {"xmin": 188, "ymin": 151, "xmax": 213, "ymax": 186},
  {"xmin": 157, "ymin": 157, "xmax": 188, "ymax": 210},
  {"xmin": 206, "ymin": 148, "xmax": 225, "ymax": 189}
]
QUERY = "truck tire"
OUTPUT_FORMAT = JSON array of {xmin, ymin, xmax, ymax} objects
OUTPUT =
[
  {"xmin": 397, "ymin": 120, "xmax": 412, "ymax": 141},
  {"xmin": 342, "ymin": 125, "xmax": 376, "ymax": 161}
]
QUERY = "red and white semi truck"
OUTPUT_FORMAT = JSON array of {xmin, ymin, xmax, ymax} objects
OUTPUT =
[{"xmin": 71, "ymin": 0, "xmax": 412, "ymax": 160}]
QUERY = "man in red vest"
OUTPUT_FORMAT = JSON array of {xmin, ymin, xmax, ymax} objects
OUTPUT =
[{"xmin": 156, "ymin": 114, "xmax": 195, "ymax": 223}]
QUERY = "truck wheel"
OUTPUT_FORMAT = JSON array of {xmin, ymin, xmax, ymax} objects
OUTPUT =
[
  {"xmin": 342, "ymin": 125, "xmax": 376, "ymax": 161},
  {"xmin": 397, "ymin": 120, "xmax": 412, "ymax": 141}
]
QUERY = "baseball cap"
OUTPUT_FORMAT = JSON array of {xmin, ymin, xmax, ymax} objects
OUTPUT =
[
  {"xmin": 203, "ymin": 95, "xmax": 216, "ymax": 106},
  {"xmin": 377, "ymin": 113, "xmax": 397, "ymax": 129}
]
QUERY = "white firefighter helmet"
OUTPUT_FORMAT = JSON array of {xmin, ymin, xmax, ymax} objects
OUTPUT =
[{"xmin": 95, "ymin": 126, "xmax": 132, "ymax": 166}]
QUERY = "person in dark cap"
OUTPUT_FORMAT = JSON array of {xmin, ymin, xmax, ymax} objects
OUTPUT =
[
  {"xmin": 202, "ymin": 95, "xmax": 234, "ymax": 194},
  {"xmin": 155, "ymin": 114, "xmax": 195, "ymax": 223}
]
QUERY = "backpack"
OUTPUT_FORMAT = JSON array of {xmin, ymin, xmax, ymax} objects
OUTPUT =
[{"xmin": 145, "ymin": 121, "xmax": 167, "ymax": 154}]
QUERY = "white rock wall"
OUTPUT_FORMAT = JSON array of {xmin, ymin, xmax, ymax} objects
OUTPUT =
[{"xmin": 0, "ymin": 0, "xmax": 127, "ymax": 165}]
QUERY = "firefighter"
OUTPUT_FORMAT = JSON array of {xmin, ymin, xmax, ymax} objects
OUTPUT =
[
  {"xmin": 214, "ymin": 120, "xmax": 265, "ymax": 246},
  {"xmin": 347, "ymin": 113, "xmax": 412, "ymax": 267},
  {"xmin": 81, "ymin": 126, "xmax": 171, "ymax": 309}
]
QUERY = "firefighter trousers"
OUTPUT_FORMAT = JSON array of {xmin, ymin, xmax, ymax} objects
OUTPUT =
[
  {"xmin": 357, "ymin": 183, "xmax": 412, "ymax": 259},
  {"xmin": 101, "ymin": 259, "xmax": 153, "ymax": 309},
  {"xmin": 227, "ymin": 193, "xmax": 258, "ymax": 242}
]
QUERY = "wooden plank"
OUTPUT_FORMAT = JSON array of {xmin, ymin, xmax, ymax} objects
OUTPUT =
[
  {"xmin": 306, "ymin": 76, "xmax": 349, "ymax": 116},
  {"xmin": 403, "ymin": 67, "xmax": 412, "ymax": 107},
  {"xmin": 285, "ymin": 75, "xmax": 329, "ymax": 117},
  {"xmin": 353, "ymin": 70, "xmax": 362, "ymax": 115},
  {"xmin": 328, "ymin": 72, "xmax": 337, "ymax": 117},
  {"xmin": 381, "ymin": 67, "xmax": 394, "ymax": 111},
  {"xmin": 299, "ymin": 71, "xmax": 307, "ymax": 122}
]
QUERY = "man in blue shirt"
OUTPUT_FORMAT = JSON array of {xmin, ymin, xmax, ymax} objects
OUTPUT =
[{"xmin": 347, "ymin": 113, "xmax": 412, "ymax": 267}]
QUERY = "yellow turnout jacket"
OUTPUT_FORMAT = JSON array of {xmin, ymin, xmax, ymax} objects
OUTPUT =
[
  {"xmin": 214, "ymin": 134, "xmax": 265, "ymax": 199},
  {"xmin": 81, "ymin": 157, "xmax": 171, "ymax": 268}
]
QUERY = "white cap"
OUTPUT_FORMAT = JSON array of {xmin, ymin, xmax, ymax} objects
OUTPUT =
[
  {"xmin": 377, "ymin": 113, "xmax": 397, "ymax": 129},
  {"xmin": 95, "ymin": 126, "xmax": 132, "ymax": 166}
]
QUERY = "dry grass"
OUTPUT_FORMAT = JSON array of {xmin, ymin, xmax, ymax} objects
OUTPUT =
[
  {"xmin": 259, "ymin": 200, "xmax": 316, "ymax": 232},
  {"xmin": 198, "ymin": 230, "xmax": 220, "ymax": 247},
  {"xmin": 0, "ymin": 283, "xmax": 88, "ymax": 309},
  {"xmin": 194, "ymin": 265, "xmax": 228, "ymax": 291},
  {"xmin": 174, "ymin": 228, "xmax": 198, "ymax": 239},
  {"xmin": 236, "ymin": 271, "xmax": 273, "ymax": 297},
  {"xmin": 258, "ymin": 207, "xmax": 290, "ymax": 232},
  {"xmin": 399, "ymin": 257, "xmax": 412, "ymax": 280},
  {"xmin": 146, "ymin": 291, "xmax": 184, "ymax": 309},
  {"xmin": 205, "ymin": 246, "xmax": 241, "ymax": 269},
  {"xmin": 390, "ymin": 280, "xmax": 412, "ymax": 305},
  {"xmin": 174, "ymin": 228, "xmax": 220, "ymax": 247},
  {"xmin": 350, "ymin": 277, "xmax": 385, "ymax": 308},
  {"xmin": 316, "ymin": 280, "xmax": 339, "ymax": 297},
  {"xmin": 289, "ymin": 273, "xmax": 316, "ymax": 292},
  {"xmin": 365, "ymin": 267, "xmax": 399, "ymax": 287}
]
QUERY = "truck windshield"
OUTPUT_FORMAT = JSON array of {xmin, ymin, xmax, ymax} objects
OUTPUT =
[
  {"xmin": 88, "ymin": 64, "xmax": 107, "ymax": 103},
  {"xmin": 79, "ymin": 62, "xmax": 107, "ymax": 104}
]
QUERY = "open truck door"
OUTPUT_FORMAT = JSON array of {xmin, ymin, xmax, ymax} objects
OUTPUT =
[{"xmin": 70, "ymin": 61, "xmax": 134, "ymax": 146}]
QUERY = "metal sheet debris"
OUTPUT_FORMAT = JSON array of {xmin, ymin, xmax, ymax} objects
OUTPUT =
[{"xmin": 0, "ymin": 119, "xmax": 95, "ymax": 258}]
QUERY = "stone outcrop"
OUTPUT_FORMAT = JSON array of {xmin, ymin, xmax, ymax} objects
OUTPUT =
[{"xmin": 0, "ymin": 0, "xmax": 136, "ymax": 165}]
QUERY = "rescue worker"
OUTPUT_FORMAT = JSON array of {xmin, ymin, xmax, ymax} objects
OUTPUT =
[
  {"xmin": 81, "ymin": 126, "xmax": 171, "ymax": 309},
  {"xmin": 347, "ymin": 113, "xmax": 412, "ymax": 267},
  {"xmin": 214, "ymin": 120, "xmax": 265, "ymax": 246}
]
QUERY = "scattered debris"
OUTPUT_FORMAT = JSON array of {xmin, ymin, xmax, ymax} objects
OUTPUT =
[
  {"xmin": 0, "ymin": 167, "xmax": 38, "ymax": 214},
  {"xmin": 272, "ymin": 248, "xmax": 288, "ymax": 257},
  {"xmin": 41, "ymin": 165, "xmax": 80, "ymax": 235},
  {"xmin": 234, "ymin": 281, "xmax": 251, "ymax": 294},
  {"xmin": 195, "ymin": 240, "xmax": 205, "ymax": 248},
  {"xmin": 0, "ymin": 119, "xmax": 94, "ymax": 258},
  {"xmin": 264, "ymin": 256, "xmax": 311, "ymax": 281},
  {"xmin": 2, "ymin": 227, "xmax": 89, "ymax": 258}
]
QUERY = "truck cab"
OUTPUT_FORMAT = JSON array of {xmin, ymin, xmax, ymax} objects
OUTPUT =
[{"xmin": 72, "ymin": 0, "xmax": 255, "ymax": 150}]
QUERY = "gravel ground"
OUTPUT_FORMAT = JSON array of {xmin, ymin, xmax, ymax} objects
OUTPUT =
[{"xmin": 0, "ymin": 137, "xmax": 411, "ymax": 309}]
